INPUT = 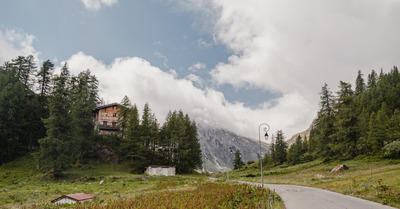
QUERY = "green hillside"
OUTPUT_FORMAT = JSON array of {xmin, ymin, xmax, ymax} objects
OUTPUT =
[{"xmin": 223, "ymin": 156, "xmax": 400, "ymax": 208}]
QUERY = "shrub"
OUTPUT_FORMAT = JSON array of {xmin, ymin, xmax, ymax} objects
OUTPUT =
[
  {"xmin": 300, "ymin": 152, "xmax": 313, "ymax": 163},
  {"xmin": 383, "ymin": 141, "xmax": 400, "ymax": 159}
]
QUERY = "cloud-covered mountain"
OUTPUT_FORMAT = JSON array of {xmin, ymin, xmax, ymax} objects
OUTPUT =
[{"xmin": 197, "ymin": 124, "xmax": 269, "ymax": 173}]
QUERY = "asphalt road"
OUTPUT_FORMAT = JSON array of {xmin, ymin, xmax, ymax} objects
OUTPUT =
[{"xmin": 239, "ymin": 181, "xmax": 397, "ymax": 209}]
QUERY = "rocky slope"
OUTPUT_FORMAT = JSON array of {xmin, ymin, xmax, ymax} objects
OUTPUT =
[
  {"xmin": 286, "ymin": 121, "xmax": 314, "ymax": 147},
  {"xmin": 197, "ymin": 125, "xmax": 269, "ymax": 173}
]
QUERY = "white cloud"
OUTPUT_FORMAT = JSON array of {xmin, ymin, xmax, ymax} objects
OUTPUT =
[
  {"xmin": 0, "ymin": 29, "xmax": 39, "ymax": 64},
  {"xmin": 80, "ymin": 0, "xmax": 118, "ymax": 11},
  {"xmin": 188, "ymin": 62, "xmax": 206, "ymax": 72},
  {"xmin": 196, "ymin": 38, "xmax": 212, "ymax": 48},
  {"xmin": 64, "ymin": 52, "xmax": 309, "ymax": 140},
  {"xmin": 186, "ymin": 74, "xmax": 204, "ymax": 87},
  {"xmin": 174, "ymin": 0, "xmax": 400, "ymax": 137},
  {"xmin": 153, "ymin": 51, "xmax": 169, "ymax": 68}
]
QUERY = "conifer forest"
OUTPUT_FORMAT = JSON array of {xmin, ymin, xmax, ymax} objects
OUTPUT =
[{"xmin": 0, "ymin": 56, "xmax": 202, "ymax": 176}]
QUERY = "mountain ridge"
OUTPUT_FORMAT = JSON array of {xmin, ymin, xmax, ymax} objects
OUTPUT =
[{"xmin": 197, "ymin": 124, "xmax": 269, "ymax": 173}]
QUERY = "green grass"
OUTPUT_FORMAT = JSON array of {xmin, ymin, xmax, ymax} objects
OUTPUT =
[
  {"xmin": 224, "ymin": 157, "xmax": 400, "ymax": 208},
  {"xmin": 0, "ymin": 156, "xmax": 283, "ymax": 208},
  {"xmin": 0, "ymin": 156, "xmax": 207, "ymax": 208}
]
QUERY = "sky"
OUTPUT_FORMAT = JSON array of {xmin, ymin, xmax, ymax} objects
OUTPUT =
[{"xmin": 1, "ymin": 0, "xmax": 400, "ymax": 141}]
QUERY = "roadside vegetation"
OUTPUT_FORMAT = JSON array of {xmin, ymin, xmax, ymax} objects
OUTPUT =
[{"xmin": 223, "ymin": 156, "xmax": 400, "ymax": 208}]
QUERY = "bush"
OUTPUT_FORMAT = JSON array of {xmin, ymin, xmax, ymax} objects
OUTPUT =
[
  {"xmin": 300, "ymin": 152, "xmax": 313, "ymax": 163},
  {"xmin": 247, "ymin": 160, "xmax": 255, "ymax": 165},
  {"xmin": 383, "ymin": 141, "xmax": 400, "ymax": 159}
]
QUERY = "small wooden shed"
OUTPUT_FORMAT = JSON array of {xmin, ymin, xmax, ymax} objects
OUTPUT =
[
  {"xmin": 145, "ymin": 165, "xmax": 176, "ymax": 176},
  {"xmin": 51, "ymin": 193, "xmax": 94, "ymax": 205}
]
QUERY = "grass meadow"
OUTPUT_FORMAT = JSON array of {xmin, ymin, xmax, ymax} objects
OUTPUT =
[
  {"xmin": 223, "ymin": 156, "xmax": 400, "ymax": 208},
  {"xmin": 0, "ymin": 156, "xmax": 283, "ymax": 208}
]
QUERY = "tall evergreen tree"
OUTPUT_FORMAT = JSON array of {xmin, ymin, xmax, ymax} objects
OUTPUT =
[
  {"xmin": 37, "ymin": 60, "xmax": 54, "ymax": 108},
  {"xmin": 182, "ymin": 114, "xmax": 202, "ymax": 171},
  {"xmin": 233, "ymin": 149, "xmax": 245, "ymax": 169},
  {"xmin": 275, "ymin": 130, "xmax": 287, "ymax": 164},
  {"xmin": 309, "ymin": 83, "xmax": 335, "ymax": 159},
  {"xmin": 139, "ymin": 103, "xmax": 157, "ymax": 165},
  {"xmin": 367, "ymin": 70, "xmax": 378, "ymax": 90},
  {"xmin": 36, "ymin": 63, "xmax": 73, "ymax": 177},
  {"xmin": 355, "ymin": 70, "xmax": 365, "ymax": 96},
  {"xmin": 11, "ymin": 55, "xmax": 37, "ymax": 91},
  {"xmin": 120, "ymin": 105, "xmax": 140, "ymax": 163},
  {"xmin": 388, "ymin": 109, "xmax": 400, "ymax": 144},
  {"xmin": 287, "ymin": 135, "xmax": 303, "ymax": 165},
  {"xmin": 330, "ymin": 81, "xmax": 358, "ymax": 159},
  {"xmin": 118, "ymin": 95, "xmax": 132, "ymax": 138},
  {"xmin": 367, "ymin": 103, "xmax": 389, "ymax": 154},
  {"xmin": 70, "ymin": 69, "xmax": 99, "ymax": 164}
]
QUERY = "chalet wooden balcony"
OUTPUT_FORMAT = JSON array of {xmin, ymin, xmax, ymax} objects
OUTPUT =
[{"xmin": 99, "ymin": 125, "xmax": 119, "ymax": 131}]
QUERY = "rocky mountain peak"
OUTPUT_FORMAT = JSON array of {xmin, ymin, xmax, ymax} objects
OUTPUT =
[{"xmin": 197, "ymin": 124, "xmax": 269, "ymax": 173}]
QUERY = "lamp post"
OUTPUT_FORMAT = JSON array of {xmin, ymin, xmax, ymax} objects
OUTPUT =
[
  {"xmin": 259, "ymin": 123, "xmax": 270, "ymax": 187},
  {"xmin": 227, "ymin": 149, "xmax": 233, "ymax": 181}
]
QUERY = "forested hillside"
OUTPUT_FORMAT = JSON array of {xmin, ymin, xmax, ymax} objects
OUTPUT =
[
  {"xmin": 261, "ymin": 67, "xmax": 400, "ymax": 168},
  {"xmin": 0, "ymin": 55, "xmax": 202, "ymax": 176},
  {"xmin": 309, "ymin": 67, "xmax": 400, "ymax": 160}
]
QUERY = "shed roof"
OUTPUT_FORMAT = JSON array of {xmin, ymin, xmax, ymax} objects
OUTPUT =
[{"xmin": 51, "ymin": 193, "xmax": 94, "ymax": 203}]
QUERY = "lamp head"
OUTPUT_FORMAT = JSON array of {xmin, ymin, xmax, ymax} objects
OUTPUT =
[{"xmin": 264, "ymin": 132, "xmax": 269, "ymax": 140}]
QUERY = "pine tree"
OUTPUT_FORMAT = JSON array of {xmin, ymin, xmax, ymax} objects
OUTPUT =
[
  {"xmin": 120, "ymin": 105, "xmax": 140, "ymax": 163},
  {"xmin": 37, "ymin": 60, "xmax": 54, "ymax": 108},
  {"xmin": 118, "ymin": 95, "xmax": 132, "ymax": 138},
  {"xmin": 355, "ymin": 70, "xmax": 365, "ymax": 96},
  {"xmin": 268, "ymin": 134, "xmax": 277, "ymax": 165},
  {"xmin": 388, "ymin": 110, "xmax": 400, "ymax": 143},
  {"xmin": 330, "ymin": 81, "xmax": 358, "ymax": 159},
  {"xmin": 11, "ymin": 55, "xmax": 37, "ymax": 91},
  {"xmin": 70, "ymin": 69, "xmax": 99, "ymax": 164},
  {"xmin": 182, "ymin": 115, "xmax": 202, "ymax": 171},
  {"xmin": 36, "ymin": 63, "xmax": 73, "ymax": 177},
  {"xmin": 367, "ymin": 103, "xmax": 389, "ymax": 154},
  {"xmin": 309, "ymin": 84, "xmax": 335, "ymax": 159},
  {"xmin": 233, "ymin": 149, "xmax": 245, "ymax": 169},
  {"xmin": 139, "ymin": 103, "xmax": 157, "ymax": 165},
  {"xmin": 275, "ymin": 130, "xmax": 287, "ymax": 164},
  {"xmin": 367, "ymin": 70, "xmax": 378, "ymax": 90},
  {"xmin": 159, "ymin": 111, "xmax": 177, "ymax": 164},
  {"xmin": 287, "ymin": 135, "xmax": 303, "ymax": 165}
]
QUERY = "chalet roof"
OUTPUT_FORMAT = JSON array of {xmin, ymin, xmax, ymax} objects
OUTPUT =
[
  {"xmin": 148, "ymin": 165, "xmax": 175, "ymax": 168},
  {"xmin": 51, "ymin": 193, "xmax": 94, "ymax": 203},
  {"xmin": 93, "ymin": 103, "xmax": 119, "ymax": 112}
]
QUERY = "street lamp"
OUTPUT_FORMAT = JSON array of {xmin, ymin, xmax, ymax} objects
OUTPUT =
[
  {"xmin": 227, "ymin": 149, "xmax": 233, "ymax": 181},
  {"xmin": 259, "ymin": 123, "xmax": 270, "ymax": 187}
]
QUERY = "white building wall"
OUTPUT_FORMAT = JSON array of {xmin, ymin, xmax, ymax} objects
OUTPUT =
[
  {"xmin": 54, "ymin": 198, "xmax": 76, "ymax": 205},
  {"xmin": 146, "ymin": 166, "xmax": 175, "ymax": 176}
]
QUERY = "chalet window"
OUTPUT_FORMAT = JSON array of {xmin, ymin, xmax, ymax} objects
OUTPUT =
[
  {"xmin": 113, "ymin": 113, "xmax": 117, "ymax": 117},
  {"xmin": 103, "ymin": 121, "xmax": 108, "ymax": 126},
  {"xmin": 112, "ymin": 122, "xmax": 117, "ymax": 127}
]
